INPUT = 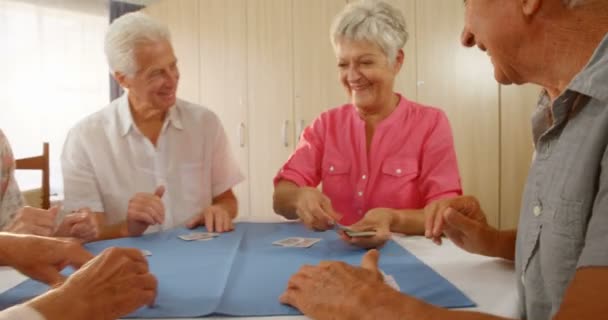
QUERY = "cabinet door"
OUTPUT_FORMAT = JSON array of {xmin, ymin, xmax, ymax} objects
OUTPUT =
[
  {"xmin": 416, "ymin": 0, "xmax": 500, "ymax": 226},
  {"xmin": 292, "ymin": 0, "xmax": 347, "ymax": 139},
  {"xmin": 380, "ymin": 0, "xmax": 418, "ymax": 101},
  {"xmin": 198, "ymin": 0, "xmax": 250, "ymax": 218},
  {"xmin": 500, "ymin": 84, "xmax": 539, "ymax": 229},
  {"xmin": 247, "ymin": 0, "xmax": 295, "ymax": 220},
  {"xmin": 144, "ymin": 0, "xmax": 200, "ymax": 104}
]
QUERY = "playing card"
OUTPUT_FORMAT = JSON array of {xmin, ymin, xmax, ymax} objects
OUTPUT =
[
  {"xmin": 178, "ymin": 232, "xmax": 219, "ymax": 241},
  {"xmin": 272, "ymin": 237, "xmax": 322, "ymax": 248},
  {"xmin": 292, "ymin": 238, "xmax": 322, "ymax": 248},
  {"xmin": 141, "ymin": 249, "xmax": 152, "ymax": 257},
  {"xmin": 272, "ymin": 237, "xmax": 303, "ymax": 247},
  {"xmin": 344, "ymin": 230, "xmax": 376, "ymax": 238}
]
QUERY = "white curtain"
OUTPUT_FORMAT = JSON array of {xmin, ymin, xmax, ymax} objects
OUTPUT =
[{"xmin": 0, "ymin": 0, "xmax": 109, "ymax": 196}]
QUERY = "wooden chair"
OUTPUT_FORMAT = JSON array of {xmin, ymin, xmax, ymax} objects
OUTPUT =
[{"xmin": 15, "ymin": 142, "xmax": 50, "ymax": 209}]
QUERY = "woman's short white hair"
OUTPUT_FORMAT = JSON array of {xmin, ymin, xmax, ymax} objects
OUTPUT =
[
  {"xmin": 330, "ymin": 0, "xmax": 408, "ymax": 64},
  {"xmin": 104, "ymin": 12, "xmax": 171, "ymax": 76}
]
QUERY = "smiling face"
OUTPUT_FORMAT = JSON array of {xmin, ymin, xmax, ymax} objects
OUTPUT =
[
  {"xmin": 115, "ymin": 39, "xmax": 180, "ymax": 111},
  {"xmin": 461, "ymin": 0, "xmax": 530, "ymax": 85},
  {"xmin": 335, "ymin": 38, "xmax": 402, "ymax": 112}
]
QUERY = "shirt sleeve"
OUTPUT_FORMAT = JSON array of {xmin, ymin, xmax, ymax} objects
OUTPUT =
[
  {"xmin": 0, "ymin": 305, "xmax": 45, "ymax": 320},
  {"xmin": 419, "ymin": 110, "xmax": 463, "ymax": 204},
  {"xmin": 273, "ymin": 115, "xmax": 325, "ymax": 187},
  {"xmin": 0, "ymin": 130, "xmax": 24, "ymax": 229},
  {"xmin": 210, "ymin": 114, "xmax": 245, "ymax": 197},
  {"xmin": 577, "ymin": 146, "xmax": 608, "ymax": 267},
  {"xmin": 61, "ymin": 127, "xmax": 104, "ymax": 212}
]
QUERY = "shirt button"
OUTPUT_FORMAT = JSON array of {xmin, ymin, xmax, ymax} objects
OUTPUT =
[
  {"xmin": 362, "ymin": 174, "xmax": 367, "ymax": 180},
  {"xmin": 395, "ymin": 168, "xmax": 402, "ymax": 174},
  {"xmin": 357, "ymin": 191, "xmax": 363, "ymax": 197},
  {"xmin": 329, "ymin": 166, "xmax": 335, "ymax": 172},
  {"xmin": 533, "ymin": 205, "xmax": 542, "ymax": 217}
]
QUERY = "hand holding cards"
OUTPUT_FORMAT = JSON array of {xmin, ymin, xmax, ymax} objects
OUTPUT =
[{"xmin": 336, "ymin": 223, "xmax": 377, "ymax": 238}]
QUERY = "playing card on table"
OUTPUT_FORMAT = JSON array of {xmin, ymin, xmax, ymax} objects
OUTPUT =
[
  {"xmin": 178, "ymin": 232, "xmax": 219, "ymax": 241},
  {"xmin": 141, "ymin": 249, "xmax": 152, "ymax": 257},
  {"xmin": 272, "ymin": 237, "xmax": 322, "ymax": 248}
]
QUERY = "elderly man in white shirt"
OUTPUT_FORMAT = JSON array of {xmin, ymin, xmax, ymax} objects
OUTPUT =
[
  {"xmin": 61, "ymin": 12, "xmax": 243, "ymax": 239},
  {"xmin": 0, "ymin": 233, "xmax": 156, "ymax": 320}
]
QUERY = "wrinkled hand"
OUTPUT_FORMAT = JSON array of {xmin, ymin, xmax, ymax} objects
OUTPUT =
[
  {"xmin": 424, "ymin": 196, "xmax": 486, "ymax": 245},
  {"xmin": 55, "ymin": 208, "xmax": 100, "ymax": 243},
  {"xmin": 127, "ymin": 186, "xmax": 165, "ymax": 236},
  {"xmin": 294, "ymin": 187, "xmax": 341, "ymax": 231},
  {"xmin": 186, "ymin": 205, "xmax": 234, "ymax": 233},
  {"xmin": 281, "ymin": 250, "xmax": 395, "ymax": 319},
  {"xmin": 424, "ymin": 196, "xmax": 497, "ymax": 255},
  {"xmin": 3, "ymin": 206, "xmax": 59, "ymax": 236},
  {"xmin": 37, "ymin": 247, "xmax": 157, "ymax": 320},
  {"xmin": 5, "ymin": 234, "xmax": 93, "ymax": 286},
  {"xmin": 339, "ymin": 208, "xmax": 393, "ymax": 249}
]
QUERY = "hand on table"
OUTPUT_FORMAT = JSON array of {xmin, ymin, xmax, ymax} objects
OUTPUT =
[
  {"xmin": 338, "ymin": 208, "xmax": 393, "ymax": 249},
  {"xmin": 186, "ymin": 204, "xmax": 234, "ymax": 233},
  {"xmin": 54, "ymin": 207, "xmax": 100, "ymax": 243},
  {"xmin": 3, "ymin": 206, "xmax": 59, "ymax": 236}
]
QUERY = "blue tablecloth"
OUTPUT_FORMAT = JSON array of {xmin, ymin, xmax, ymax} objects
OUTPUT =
[{"xmin": 0, "ymin": 223, "xmax": 474, "ymax": 317}]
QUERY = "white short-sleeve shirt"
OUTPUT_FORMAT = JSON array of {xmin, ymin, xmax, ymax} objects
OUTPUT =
[
  {"xmin": 61, "ymin": 94, "xmax": 244, "ymax": 233},
  {"xmin": 0, "ymin": 305, "xmax": 45, "ymax": 320}
]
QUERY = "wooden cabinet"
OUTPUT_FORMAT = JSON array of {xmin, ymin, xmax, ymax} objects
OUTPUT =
[{"xmin": 143, "ymin": 0, "xmax": 538, "ymax": 228}]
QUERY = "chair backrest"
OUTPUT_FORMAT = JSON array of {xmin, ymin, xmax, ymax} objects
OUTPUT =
[{"xmin": 15, "ymin": 142, "xmax": 50, "ymax": 209}]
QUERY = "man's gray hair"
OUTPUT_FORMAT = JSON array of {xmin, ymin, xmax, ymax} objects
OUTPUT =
[
  {"xmin": 104, "ymin": 12, "xmax": 171, "ymax": 76},
  {"xmin": 330, "ymin": 0, "xmax": 408, "ymax": 65}
]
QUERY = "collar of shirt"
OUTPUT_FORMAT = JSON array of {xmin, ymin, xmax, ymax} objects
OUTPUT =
[
  {"xmin": 116, "ymin": 93, "xmax": 183, "ymax": 137},
  {"xmin": 349, "ymin": 93, "xmax": 408, "ymax": 129},
  {"xmin": 568, "ymin": 32, "xmax": 608, "ymax": 103}
]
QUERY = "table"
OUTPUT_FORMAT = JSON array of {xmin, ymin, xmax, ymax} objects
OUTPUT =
[{"xmin": 0, "ymin": 235, "xmax": 517, "ymax": 319}]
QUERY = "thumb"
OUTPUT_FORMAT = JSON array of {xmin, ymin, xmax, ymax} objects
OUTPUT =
[
  {"xmin": 154, "ymin": 186, "xmax": 165, "ymax": 198},
  {"xmin": 443, "ymin": 208, "xmax": 476, "ymax": 232},
  {"xmin": 361, "ymin": 249, "xmax": 380, "ymax": 272},
  {"xmin": 48, "ymin": 206, "xmax": 60, "ymax": 217}
]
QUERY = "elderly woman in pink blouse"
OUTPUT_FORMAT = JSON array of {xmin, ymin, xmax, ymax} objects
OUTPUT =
[
  {"xmin": 273, "ymin": 0, "xmax": 462, "ymax": 248},
  {"xmin": 0, "ymin": 129, "xmax": 98, "ymax": 241}
]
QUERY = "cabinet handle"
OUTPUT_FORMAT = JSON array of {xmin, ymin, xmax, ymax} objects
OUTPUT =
[
  {"xmin": 297, "ymin": 119, "xmax": 305, "ymax": 142},
  {"xmin": 282, "ymin": 120, "xmax": 289, "ymax": 147},
  {"xmin": 238, "ymin": 122, "xmax": 246, "ymax": 147}
]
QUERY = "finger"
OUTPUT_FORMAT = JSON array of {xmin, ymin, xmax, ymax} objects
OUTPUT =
[
  {"xmin": 186, "ymin": 214, "xmax": 203, "ymax": 229},
  {"xmin": 432, "ymin": 207, "xmax": 446, "ymax": 237},
  {"xmin": 361, "ymin": 249, "xmax": 380, "ymax": 272},
  {"xmin": 154, "ymin": 185, "xmax": 165, "ymax": 198},
  {"xmin": 225, "ymin": 215, "xmax": 234, "ymax": 231},
  {"xmin": 297, "ymin": 209, "xmax": 314, "ymax": 229},
  {"xmin": 25, "ymin": 224, "xmax": 55, "ymax": 237},
  {"xmin": 319, "ymin": 198, "xmax": 342, "ymax": 222},
  {"xmin": 130, "ymin": 210, "xmax": 156, "ymax": 225},
  {"xmin": 214, "ymin": 212, "xmax": 224, "ymax": 233},
  {"xmin": 35, "ymin": 267, "xmax": 67, "ymax": 287},
  {"xmin": 443, "ymin": 208, "xmax": 477, "ymax": 232},
  {"xmin": 205, "ymin": 212, "xmax": 215, "ymax": 233},
  {"xmin": 424, "ymin": 206, "xmax": 436, "ymax": 238},
  {"xmin": 102, "ymin": 247, "xmax": 147, "ymax": 264},
  {"xmin": 66, "ymin": 245, "xmax": 95, "ymax": 269}
]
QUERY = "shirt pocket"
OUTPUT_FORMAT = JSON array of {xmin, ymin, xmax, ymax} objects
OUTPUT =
[
  {"xmin": 381, "ymin": 157, "xmax": 419, "ymax": 181},
  {"xmin": 180, "ymin": 162, "xmax": 211, "ymax": 208},
  {"xmin": 321, "ymin": 155, "xmax": 352, "ymax": 202}
]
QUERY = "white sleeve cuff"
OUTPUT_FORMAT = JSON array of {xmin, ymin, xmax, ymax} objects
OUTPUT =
[{"xmin": 0, "ymin": 305, "xmax": 45, "ymax": 320}]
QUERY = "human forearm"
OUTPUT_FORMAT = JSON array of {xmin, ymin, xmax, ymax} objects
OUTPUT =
[
  {"xmin": 486, "ymin": 229, "xmax": 516, "ymax": 261},
  {"xmin": 388, "ymin": 209, "xmax": 426, "ymax": 235},
  {"xmin": 272, "ymin": 180, "xmax": 301, "ymax": 220},
  {"xmin": 361, "ymin": 285, "xmax": 511, "ymax": 320},
  {"xmin": 27, "ymin": 287, "xmax": 88, "ymax": 320},
  {"xmin": 97, "ymin": 220, "xmax": 129, "ymax": 240},
  {"xmin": 0, "ymin": 233, "xmax": 18, "ymax": 266}
]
